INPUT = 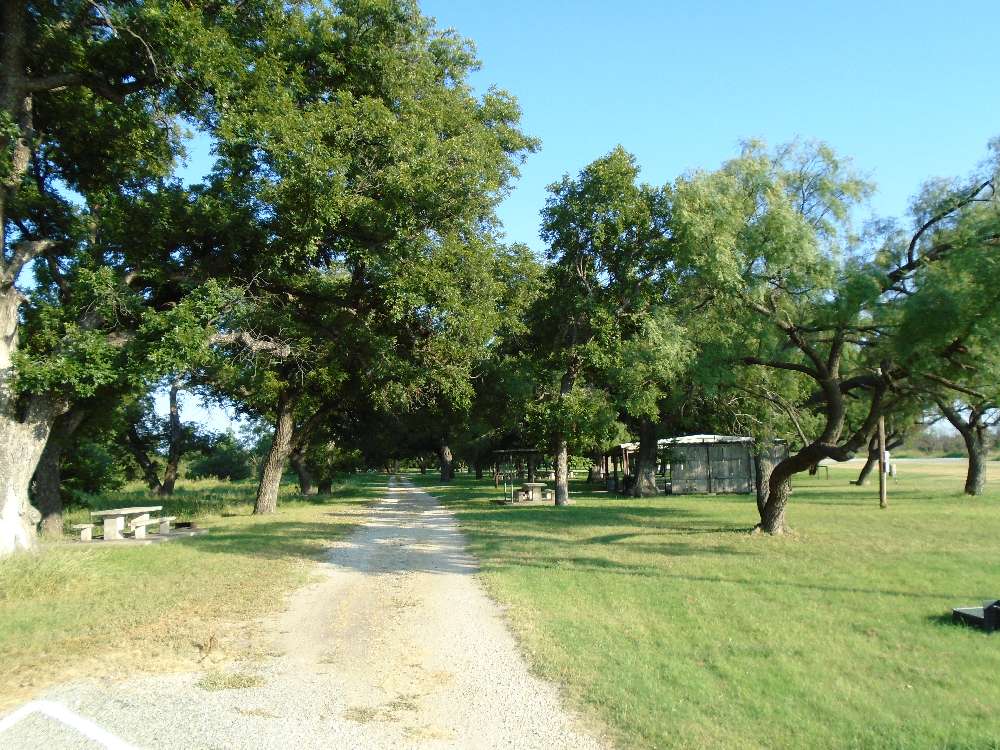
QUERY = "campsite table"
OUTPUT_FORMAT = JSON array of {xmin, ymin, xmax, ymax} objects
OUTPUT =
[
  {"xmin": 90, "ymin": 506, "xmax": 162, "ymax": 541},
  {"xmin": 521, "ymin": 482, "xmax": 546, "ymax": 501}
]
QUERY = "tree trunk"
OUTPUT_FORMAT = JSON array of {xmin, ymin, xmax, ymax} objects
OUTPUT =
[
  {"xmin": 553, "ymin": 435, "xmax": 569, "ymax": 505},
  {"xmin": 631, "ymin": 418, "xmax": 659, "ymax": 497},
  {"xmin": 474, "ymin": 461, "xmax": 483, "ymax": 480},
  {"xmin": 756, "ymin": 449, "xmax": 811, "ymax": 534},
  {"xmin": 254, "ymin": 392, "xmax": 295, "ymax": 514},
  {"xmin": 753, "ymin": 449, "xmax": 773, "ymax": 517},
  {"xmin": 317, "ymin": 478, "xmax": 332, "ymax": 494},
  {"xmin": 419, "ymin": 463, "xmax": 427, "ymax": 475},
  {"xmin": 527, "ymin": 454, "xmax": 536, "ymax": 482},
  {"xmin": 963, "ymin": 427, "xmax": 987, "ymax": 496},
  {"xmin": 937, "ymin": 400, "xmax": 989, "ymax": 497},
  {"xmin": 439, "ymin": 441, "xmax": 453, "ymax": 482},
  {"xmin": 0, "ymin": 292, "xmax": 61, "ymax": 554},
  {"xmin": 759, "ymin": 473, "xmax": 792, "ymax": 534},
  {"xmin": 290, "ymin": 447, "xmax": 317, "ymax": 495},
  {"xmin": 33, "ymin": 406, "xmax": 87, "ymax": 537},
  {"xmin": 854, "ymin": 454, "xmax": 877, "ymax": 486},
  {"xmin": 158, "ymin": 379, "xmax": 183, "ymax": 496},
  {"xmin": 126, "ymin": 425, "xmax": 163, "ymax": 493}
]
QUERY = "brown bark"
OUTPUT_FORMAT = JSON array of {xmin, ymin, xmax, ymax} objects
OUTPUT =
[
  {"xmin": 474, "ymin": 461, "xmax": 483, "ymax": 480},
  {"xmin": 317, "ymin": 478, "xmax": 333, "ymax": 494},
  {"xmin": 853, "ymin": 455, "xmax": 878, "ymax": 486},
  {"xmin": 126, "ymin": 425, "xmax": 163, "ymax": 493},
  {"xmin": 937, "ymin": 399, "xmax": 990, "ymax": 497},
  {"xmin": 439, "ymin": 441, "xmax": 453, "ymax": 482},
  {"xmin": 759, "ymin": 474, "xmax": 792, "ymax": 534},
  {"xmin": 290, "ymin": 447, "xmax": 317, "ymax": 495},
  {"xmin": 33, "ymin": 406, "xmax": 87, "ymax": 536},
  {"xmin": 631, "ymin": 418, "xmax": 659, "ymax": 497},
  {"xmin": 962, "ymin": 428, "xmax": 987, "ymax": 496},
  {"xmin": 254, "ymin": 391, "xmax": 296, "ymax": 514},
  {"xmin": 158, "ymin": 379, "xmax": 183, "ymax": 496},
  {"xmin": 753, "ymin": 449, "xmax": 773, "ymax": 517}
]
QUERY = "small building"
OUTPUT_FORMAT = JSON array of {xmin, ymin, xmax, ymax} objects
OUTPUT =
[{"xmin": 604, "ymin": 434, "xmax": 787, "ymax": 495}]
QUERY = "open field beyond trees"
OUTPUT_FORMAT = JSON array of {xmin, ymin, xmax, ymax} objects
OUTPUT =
[
  {"xmin": 412, "ymin": 462, "xmax": 1000, "ymax": 750},
  {"xmin": 0, "ymin": 476, "xmax": 384, "ymax": 711}
]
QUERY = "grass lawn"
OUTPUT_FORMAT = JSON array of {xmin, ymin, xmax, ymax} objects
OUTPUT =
[
  {"xmin": 0, "ymin": 474, "xmax": 386, "ymax": 711},
  {"xmin": 412, "ymin": 461, "xmax": 1000, "ymax": 750}
]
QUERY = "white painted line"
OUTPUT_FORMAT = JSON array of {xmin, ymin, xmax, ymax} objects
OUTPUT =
[{"xmin": 0, "ymin": 700, "xmax": 139, "ymax": 749}]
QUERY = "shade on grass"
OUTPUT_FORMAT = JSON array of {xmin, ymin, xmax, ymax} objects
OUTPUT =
[
  {"xmin": 413, "ymin": 463, "xmax": 1000, "ymax": 749},
  {"xmin": 0, "ymin": 475, "xmax": 386, "ymax": 710}
]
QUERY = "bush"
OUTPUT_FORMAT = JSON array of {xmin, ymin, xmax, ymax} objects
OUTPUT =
[
  {"xmin": 187, "ymin": 434, "xmax": 253, "ymax": 481},
  {"xmin": 62, "ymin": 441, "xmax": 126, "ymax": 503}
]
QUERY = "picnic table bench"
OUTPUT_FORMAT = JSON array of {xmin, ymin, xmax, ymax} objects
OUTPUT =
[{"xmin": 75, "ymin": 506, "xmax": 177, "ymax": 541}]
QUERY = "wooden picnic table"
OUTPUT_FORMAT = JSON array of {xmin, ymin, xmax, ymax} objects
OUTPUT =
[{"xmin": 90, "ymin": 506, "xmax": 162, "ymax": 541}]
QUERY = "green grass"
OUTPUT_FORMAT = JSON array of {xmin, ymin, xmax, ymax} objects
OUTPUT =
[
  {"xmin": 0, "ymin": 474, "xmax": 386, "ymax": 709},
  {"xmin": 413, "ymin": 462, "xmax": 1000, "ymax": 750}
]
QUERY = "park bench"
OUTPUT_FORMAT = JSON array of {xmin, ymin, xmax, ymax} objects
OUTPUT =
[
  {"xmin": 129, "ymin": 515, "xmax": 178, "ymax": 539},
  {"xmin": 71, "ymin": 523, "xmax": 95, "ymax": 542}
]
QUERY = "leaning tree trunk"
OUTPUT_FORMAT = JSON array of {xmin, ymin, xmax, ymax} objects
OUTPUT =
[
  {"xmin": 439, "ymin": 441, "xmax": 453, "ymax": 482},
  {"xmin": 254, "ymin": 393, "xmax": 296, "ymax": 514},
  {"xmin": 289, "ymin": 447, "xmax": 317, "ymax": 495},
  {"xmin": 0, "ymin": 294, "xmax": 62, "ymax": 554},
  {"xmin": 33, "ymin": 407, "xmax": 87, "ymax": 537},
  {"xmin": 753, "ymin": 449, "xmax": 773, "ymax": 517},
  {"xmin": 757, "ymin": 450, "xmax": 816, "ymax": 535},
  {"xmin": 853, "ymin": 454, "xmax": 878, "ymax": 486},
  {"xmin": 126, "ymin": 425, "xmax": 163, "ymax": 493},
  {"xmin": 962, "ymin": 427, "xmax": 987, "ymax": 496},
  {"xmin": 158, "ymin": 379, "xmax": 184, "ymax": 496},
  {"xmin": 759, "ymin": 473, "xmax": 792, "ymax": 534},
  {"xmin": 631, "ymin": 418, "xmax": 659, "ymax": 497}
]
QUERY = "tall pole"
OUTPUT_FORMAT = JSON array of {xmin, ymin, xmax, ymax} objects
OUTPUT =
[{"xmin": 878, "ymin": 416, "xmax": 887, "ymax": 509}]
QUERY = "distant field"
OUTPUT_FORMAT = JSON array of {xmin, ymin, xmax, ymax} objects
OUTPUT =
[
  {"xmin": 0, "ymin": 476, "xmax": 382, "ymax": 711},
  {"xmin": 414, "ymin": 463, "xmax": 1000, "ymax": 749}
]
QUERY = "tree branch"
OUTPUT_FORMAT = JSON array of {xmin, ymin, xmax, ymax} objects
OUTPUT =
[
  {"xmin": 2, "ymin": 239, "xmax": 56, "ymax": 283},
  {"xmin": 742, "ymin": 356, "xmax": 818, "ymax": 379},
  {"xmin": 210, "ymin": 331, "xmax": 293, "ymax": 358}
]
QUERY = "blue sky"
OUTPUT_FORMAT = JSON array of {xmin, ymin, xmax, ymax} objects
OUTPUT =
[
  {"xmin": 174, "ymin": 0, "xmax": 1000, "ymax": 429},
  {"xmin": 419, "ymin": 0, "xmax": 1000, "ymax": 252}
]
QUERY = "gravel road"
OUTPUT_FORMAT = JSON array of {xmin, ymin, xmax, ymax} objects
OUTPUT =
[{"xmin": 1, "ymin": 478, "xmax": 608, "ymax": 750}]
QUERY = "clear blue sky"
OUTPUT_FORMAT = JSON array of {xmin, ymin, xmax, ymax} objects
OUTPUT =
[
  {"xmin": 175, "ymin": 0, "xmax": 1000, "ymax": 430},
  {"xmin": 419, "ymin": 0, "xmax": 1000, "ymax": 253}
]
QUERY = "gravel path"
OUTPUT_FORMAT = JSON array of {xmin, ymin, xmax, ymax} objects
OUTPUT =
[{"xmin": 1, "ymin": 478, "xmax": 609, "ymax": 750}]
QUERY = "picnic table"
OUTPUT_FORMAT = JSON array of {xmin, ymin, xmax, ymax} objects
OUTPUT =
[
  {"xmin": 87, "ymin": 506, "xmax": 169, "ymax": 541},
  {"xmin": 520, "ymin": 482, "xmax": 546, "ymax": 501}
]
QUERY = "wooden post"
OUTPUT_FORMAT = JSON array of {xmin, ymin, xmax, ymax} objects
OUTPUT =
[{"xmin": 878, "ymin": 416, "xmax": 887, "ymax": 509}]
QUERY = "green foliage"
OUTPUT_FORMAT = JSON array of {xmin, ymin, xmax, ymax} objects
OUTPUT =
[
  {"xmin": 61, "ymin": 440, "xmax": 127, "ymax": 501},
  {"xmin": 187, "ymin": 433, "xmax": 253, "ymax": 481}
]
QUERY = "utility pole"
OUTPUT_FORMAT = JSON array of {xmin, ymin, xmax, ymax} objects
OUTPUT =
[{"xmin": 878, "ymin": 415, "xmax": 888, "ymax": 509}]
